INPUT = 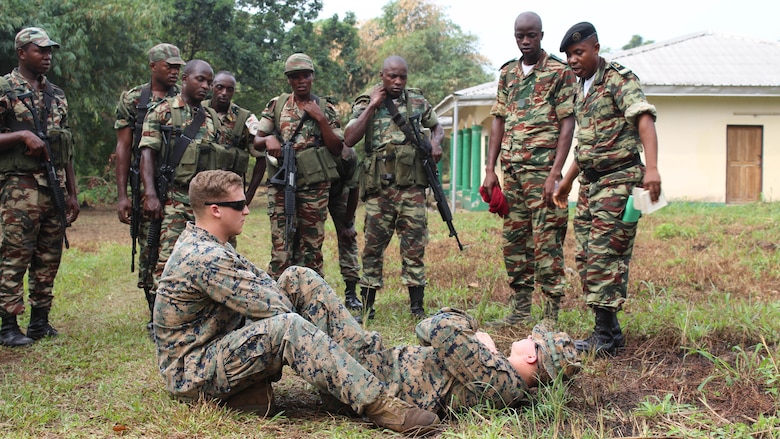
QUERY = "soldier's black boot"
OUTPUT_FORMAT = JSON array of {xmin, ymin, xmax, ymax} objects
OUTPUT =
[
  {"xmin": 611, "ymin": 315, "xmax": 625, "ymax": 351},
  {"xmin": 26, "ymin": 307, "xmax": 59, "ymax": 340},
  {"xmin": 356, "ymin": 287, "xmax": 376, "ymax": 323},
  {"xmin": 408, "ymin": 286, "xmax": 426, "ymax": 319},
  {"xmin": 0, "ymin": 315, "xmax": 34, "ymax": 347},
  {"xmin": 344, "ymin": 280, "xmax": 363, "ymax": 311},
  {"xmin": 575, "ymin": 307, "xmax": 616, "ymax": 356}
]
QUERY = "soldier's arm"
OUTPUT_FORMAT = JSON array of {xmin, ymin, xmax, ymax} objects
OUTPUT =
[
  {"xmin": 115, "ymin": 126, "xmax": 133, "ymax": 223},
  {"xmin": 344, "ymin": 86, "xmax": 384, "ymax": 147},
  {"xmin": 482, "ymin": 116, "xmax": 505, "ymax": 191},
  {"xmin": 543, "ymin": 115, "xmax": 575, "ymax": 206},
  {"xmin": 245, "ymin": 157, "xmax": 266, "ymax": 206},
  {"xmin": 65, "ymin": 162, "xmax": 80, "ymax": 223},
  {"xmin": 638, "ymin": 113, "xmax": 661, "ymax": 202}
]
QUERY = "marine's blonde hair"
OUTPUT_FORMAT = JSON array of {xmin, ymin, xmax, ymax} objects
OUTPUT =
[{"xmin": 188, "ymin": 170, "xmax": 243, "ymax": 216}]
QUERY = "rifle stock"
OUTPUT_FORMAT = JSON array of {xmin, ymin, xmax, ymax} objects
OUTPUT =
[
  {"xmin": 409, "ymin": 114, "xmax": 464, "ymax": 251},
  {"xmin": 269, "ymin": 140, "xmax": 297, "ymax": 251}
]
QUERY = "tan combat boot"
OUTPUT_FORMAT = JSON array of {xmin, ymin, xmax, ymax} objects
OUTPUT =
[
  {"xmin": 223, "ymin": 380, "xmax": 275, "ymax": 417},
  {"xmin": 364, "ymin": 393, "xmax": 440, "ymax": 436}
]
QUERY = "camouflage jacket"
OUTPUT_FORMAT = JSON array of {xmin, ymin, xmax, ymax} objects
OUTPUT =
[
  {"xmin": 491, "ymin": 51, "xmax": 576, "ymax": 170},
  {"xmin": 113, "ymin": 82, "xmax": 180, "ymax": 131},
  {"xmin": 574, "ymin": 57, "xmax": 657, "ymax": 172},
  {"xmin": 370, "ymin": 310, "xmax": 531, "ymax": 412},
  {"xmin": 256, "ymin": 94, "xmax": 343, "ymax": 152},
  {"xmin": 204, "ymin": 101, "xmax": 253, "ymax": 151},
  {"xmin": 0, "ymin": 68, "xmax": 70, "ymax": 185},
  {"xmin": 154, "ymin": 223, "xmax": 292, "ymax": 397},
  {"xmin": 346, "ymin": 86, "xmax": 438, "ymax": 154}
]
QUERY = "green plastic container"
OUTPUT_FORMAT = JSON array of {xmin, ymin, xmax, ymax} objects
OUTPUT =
[{"xmin": 621, "ymin": 195, "xmax": 641, "ymax": 222}]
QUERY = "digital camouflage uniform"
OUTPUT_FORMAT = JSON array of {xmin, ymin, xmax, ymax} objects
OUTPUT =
[
  {"xmin": 0, "ymin": 68, "xmax": 71, "ymax": 317},
  {"xmin": 572, "ymin": 57, "xmax": 656, "ymax": 309},
  {"xmin": 490, "ymin": 52, "xmax": 576, "ymax": 320},
  {"xmin": 154, "ymin": 223, "xmax": 387, "ymax": 412},
  {"xmin": 114, "ymin": 82, "xmax": 179, "ymax": 291},
  {"xmin": 328, "ymin": 147, "xmax": 360, "ymax": 284},
  {"xmin": 256, "ymin": 94, "xmax": 343, "ymax": 278},
  {"xmin": 140, "ymin": 95, "xmax": 248, "ymax": 285},
  {"xmin": 347, "ymin": 87, "xmax": 438, "ymax": 290}
]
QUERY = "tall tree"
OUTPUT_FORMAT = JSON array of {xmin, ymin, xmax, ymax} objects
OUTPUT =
[
  {"xmin": 622, "ymin": 34, "xmax": 655, "ymax": 50},
  {"xmin": 355, "ymin": 0, "xmax": 492, "ymax": 105}
]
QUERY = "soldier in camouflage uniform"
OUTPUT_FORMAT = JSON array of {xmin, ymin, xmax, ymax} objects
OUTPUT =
[
  {"xmin": 139, "ymin": 60, "xmax": 251, "ymax": 293},
  {"xmin": 253, "ymin": 53, "xmax": 344, "ymax": 279},
  {"xmin": 114, "ymin": 43, "xmax": 184, "ymax": 333},
  {"xmin": 327, "ymin": 146, "xmax": 363, "ymax": 311},
  {"xmin": 554, "ymin": 22, "xmax": 662, "ymax": 356},
  {"xmin": 344, "ymin": 56, "xmax": 444, "ymax": 320},
  {"xmin": 204, "ymin": 70, "xmax": 265, "ymax": 207},
  {"xmin": 154, "ymin": 170, "xmax": 440, "ymax": 435},
  {"xmin": 0, "ymin": 28, "xmax": 80, "ymax": 347},
  {"xmin": 482, "ymin": 12, "xmax": 576, "ymax": 327}
]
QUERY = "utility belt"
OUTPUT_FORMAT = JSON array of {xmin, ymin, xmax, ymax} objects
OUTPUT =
[
  {"xmin": 360, "ymin": 143, "xmax": 427, "ymax": 198},
  {"xmin": 581, "ymin": 155, "xmax": 642, "ymax": 183},
  {"xmin": 266, "ymin": 145, "xmax": 340, "ymax": 188}
]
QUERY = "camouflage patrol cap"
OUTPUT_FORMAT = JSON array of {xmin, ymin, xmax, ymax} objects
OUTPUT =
[
  {"xmin": 531, "ymin": 323, "xmax": 581, "ymax": 383},
  {"xmin": 15, "ymin": 27, "xmax": 60, "ymax": 49},
  {"xmin": 284, "ymin": 53, "xmax": 314, "ymax": 75},
  {"xmin": 148, "ymin": 43, "xmax": 186, "ymax": 66},
  {"xmin": 559, "ymin": 22, "xmax": 597, "ymax": 52}
]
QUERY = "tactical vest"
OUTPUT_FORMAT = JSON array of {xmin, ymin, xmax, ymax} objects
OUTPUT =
[
  {"xmin": 203, "ymin": 106, "xmax": 251, "ymax": 177},
  {"xmin": 360, "ymin": 88, "xmax": 428, "ymax": 197},
  {"xmin": 166, "ymin": 106, "xmax": 249, "ymax": 186},
  {"xmin": 266, "ymin": 93, "xmax": 340, "ymax": 187},
  {"xmin": 0, "ymin": 79, "xmax": 73, "ymax": 174}
]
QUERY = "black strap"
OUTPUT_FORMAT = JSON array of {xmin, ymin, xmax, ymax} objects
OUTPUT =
[
  {"xmin": 383, "ymin": 95, "xmax": 416, "ymax": 145},
  {"xmin": 168, "ymin": 106, "xmax": 207, "ymax": 169},
  {"xmin": 133, "ymin": 86, "xmax": 152, "ymax": 150},
  {"xmin": 40, "ymin": 82, "xmax": 55, "ymax": 137}
]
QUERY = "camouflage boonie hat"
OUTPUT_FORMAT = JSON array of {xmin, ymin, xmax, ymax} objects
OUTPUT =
[
  {"xmin": 15, "ymin": 27, "xmax": 60, "ymax": 49},
  {"xmin": 531, "ymin": 323, "xmax": 581, "ymax": 383},
  {"xmin": 559, "ymin": 21, "xmax": 597, "ymax": 52},
  {"xmin": 148, "ymin": 43, "xmax": 186, "ymax": 65},
  {"xmin": 284, "ymin": 53, "xmax": 314, "ymax": 75}
]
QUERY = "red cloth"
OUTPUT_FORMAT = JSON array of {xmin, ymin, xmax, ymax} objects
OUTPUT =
[{"xmin": 479, "ymin": 185, "xmax": 509, "ymax": 217}]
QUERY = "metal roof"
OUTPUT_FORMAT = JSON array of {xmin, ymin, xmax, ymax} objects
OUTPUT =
[
  {"xmin": 609, "ymin": 31, "xmax": 780, "ymax": 96},
  {"xmin": 435, "ymin": 32, "xmax": 780, "ymax": 115}
]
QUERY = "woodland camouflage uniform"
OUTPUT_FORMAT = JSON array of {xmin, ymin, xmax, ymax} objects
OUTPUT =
[{"xmin": 490, "ymin": 51, "xmax": 576, "ymax": 323}]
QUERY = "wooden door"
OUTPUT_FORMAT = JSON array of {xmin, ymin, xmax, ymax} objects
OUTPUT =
[{"xmin": 726, "ymin": 125, "xmax": 762, "ymax": 203}]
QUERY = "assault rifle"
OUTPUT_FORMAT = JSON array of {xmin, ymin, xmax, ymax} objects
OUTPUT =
[
  {"xmin": 129, "ymin": 149, "xmax": 142, "ymax": 272},
  {"xmin": 269, "ymin": 137, "xmax": 297, "ymax": 252},
  {"xmin": 16, "ymin": 91, "xmax": 70, "ymax": 249},
  {"xmin": 408, "ymin": 113, "xmax": 464, "ymax": 251},
  {"xmin": 144, "ymin": 126, "xmax": 173, "ymax": 288}
]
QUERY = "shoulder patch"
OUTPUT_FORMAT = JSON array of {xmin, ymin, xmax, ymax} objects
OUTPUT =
[
  {"xmin": 500, "ymin": 58, "xmax": 518, "ymax": 70},
  {"xmin": 608, "ymin": 61, "xmax": 632, "ymax": 76},
  {"xmin": 547, "ymin": 53, "xmax": 565, "ymax": 64}
]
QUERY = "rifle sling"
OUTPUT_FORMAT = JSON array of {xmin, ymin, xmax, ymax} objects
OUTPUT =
[
  {"xmin": 167, "ymin": 106, "xmax": 207, "ymax": 170},
  {"xmin": 133, "ymin": 86, "xmax": 152, "ymax": 151},
  {"xmin": 383, "ymin": 95, "xmax": 417, "ymax": 148}
]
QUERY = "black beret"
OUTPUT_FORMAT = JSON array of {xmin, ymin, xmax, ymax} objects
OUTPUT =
[{"xmin": 560, "ymin": 22, "xmax": 597, "ymax": 52}]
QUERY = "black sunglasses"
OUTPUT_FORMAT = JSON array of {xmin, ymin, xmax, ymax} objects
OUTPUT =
[{"xmin": 204, "ymin": 200, "xmax": 247, "ymax": 211}]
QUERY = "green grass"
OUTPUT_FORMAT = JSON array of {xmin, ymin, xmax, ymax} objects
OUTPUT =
[{"xmin": 1, "ymin": 201, "xmax": 779, "ymax": 438}]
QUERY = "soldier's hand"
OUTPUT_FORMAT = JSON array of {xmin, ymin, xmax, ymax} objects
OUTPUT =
[
  {"xmin": 21, "ymin": 131, "xmax": 46, "ymax": 156},
  {"xmin": 117, "ymin": 197, "xmax": 132, "ymax": 224},
  {"xmin": 643, "ymin": 167, "xmax": 662, "ymax": 202},
  {"xmin": 552, "ymin": 179, "xmax": 572, "ymax": 209},
  {"xmin": 338, "ymin": 224, "xmax": 357, "ymax": 241},
  {"xmin": 542, "ymin": 174, "xmax": 559, "ymax": 208},
  {"xmin": 265, "ymin": 136, "xmax": 282, "ymax": 158},
  {"xmin": 143, "ymin": 195, "xmax": 163, "ymax": 220},
  {"xmin": 301, "ymin": 100, "xmax": 325, "ymax": 123},
  {"xmin": 481, "ymin": 169, "xmax": 498, "ymax": 193},
  {"xmin": 66, "ymin": 194, "xmax": 80, "ymax": 223},
  {"xmin": 368, "ymin": 85, "xmax": 385, "ymax": 109},
  {"xmin": 430, "ymin": 140, "xmax": 443, "ymax": 162}
]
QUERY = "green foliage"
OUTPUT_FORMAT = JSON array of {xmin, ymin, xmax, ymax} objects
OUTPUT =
[
  {"xmin": 653, "ymin": 222, "xmax": 697, "ymax": 239},
  {"xmin": 622, "ymin": 35, "xmax": 655, "ymax": 50}
]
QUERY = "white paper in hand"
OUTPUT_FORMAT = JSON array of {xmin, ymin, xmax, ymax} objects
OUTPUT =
[{"xmin": 632, "ymin": 187, "xmax": 667, "ymax": 214}]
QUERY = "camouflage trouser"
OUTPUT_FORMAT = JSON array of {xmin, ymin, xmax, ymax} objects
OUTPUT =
[
  {"xmin": 502, "ymin": 168, "xmax": 568, "ymax": 305},
  {"xmin": 200, "ymin": 266, "xmax": 385, "ymax": 413},
  {"xmin": 267, "ymin": 182, "xmax": 329, "ymax": 279},
  {"xmin": 0, "ymin": 175, "xmax": 65, "ymax": 316},
  {"xmin": 135, "ymin": 215, "xmax": 152, "ymax": 290},
  {"xmin": 361, "ymin": 186, "xmax": 428, "ymax": 289},
  {"xmin": 151, "ymin": 190, "xmax": 194, "ymax": 288},
  {"xmin": 328, "ymin": 189, "xmax": 360, "ymax": 283},
  {"xmin": 573, "ymin": 166, "xmax": 643, "ymax": 309}
]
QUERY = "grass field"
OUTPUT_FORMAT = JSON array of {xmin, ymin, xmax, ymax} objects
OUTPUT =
[{"xmin": 1, "ymin": 198, "xmax": 778, "ymax": 438}]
